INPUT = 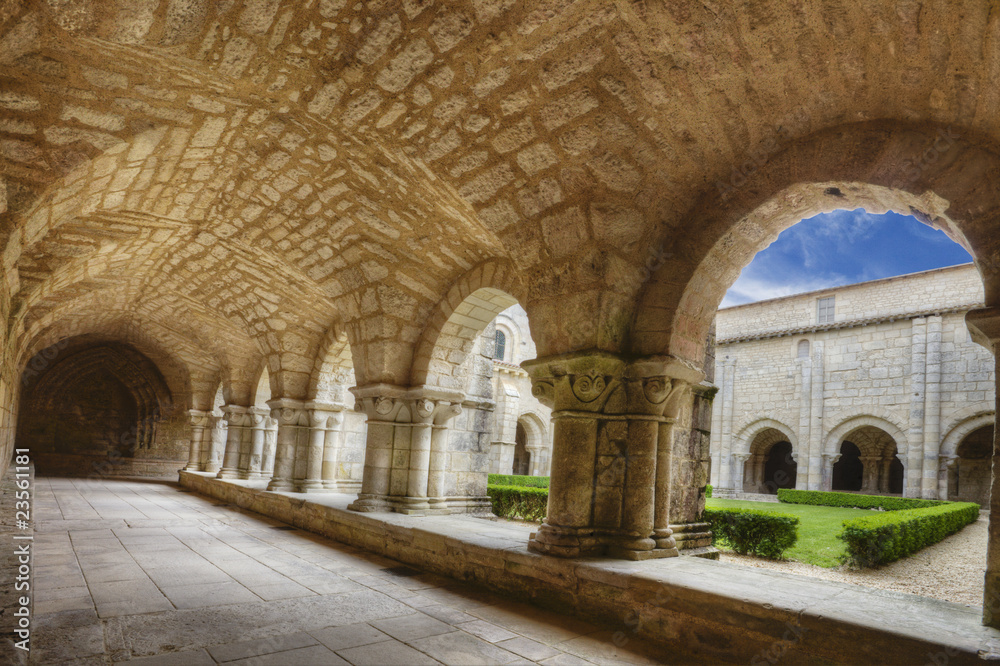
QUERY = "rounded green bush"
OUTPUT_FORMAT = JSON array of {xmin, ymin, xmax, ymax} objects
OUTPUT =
[{"xmin": 704, "ymin": 507, "xmax": 799, "ymax": 559}]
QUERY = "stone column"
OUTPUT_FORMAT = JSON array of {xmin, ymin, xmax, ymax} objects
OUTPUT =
[
  {"xmin": 266, "ymin": 399, "xmax": 309, "ymax": 491},
  {"xmin": 217, "ymin": 405, "xmax": 249, "ymax": 479},
  {"xmin": 719, "ymin": 358, "xmax": 737, "ymax": 489},
  {"xmin": 427, "ymin": 400, "xmax": 464, "ymax": 511},
  {"xmin": 262, "ymin": 416, "xmax": 278, "ymax": 476},
  {"xmin": 313, "ymin": 402, "xmax": 348, "ymax": 491},
  {"xmin": 859, "ymin": 456, "xmax": 880, "ymax": 493},
  {"xmin": 241, "ymin": 407, "xmax": 269, "ymax": 480},
  {"xmin": 797, "ymin": 354, "xmax": 813, "ymax": 489},
  {"xmin": 938, "ymin": 455, "xmax": 957, "ymax": 501},
  {"xmin": 879, "ymin": 458, "xmax": 892, "ymax": 493},
  {"xmin": 821, "ymin": 453, "xmax": 841, "ymax": 491},
  {"xmin": 183, "ymin": 410, "xmax": 209, "ymax": 472},
  {"xmin": 348, "ymin": 385, "xmax": 465, "ymax": 514},
  {"xmin": 300, "ymin": 402, "xmax": 344, "ymax": 493},
  {"xmin": 526, "ymin": 446, "xmax": 543, "ymax": 477},
  {"xmin": 523, "ymin": 351, "xmax": 701, "ymax": 560},
  {"xmin": 732, "ymin": 453, "xmax": 750, "ymax": 493},
  {"xmin": 753, "ymin": 454, "xmax": 766, "ymax": 492},
  {"xmin": 966, "ymin": 307, "xmax": 1000, "ymax": 627},
  {"xmin": 204, "ymin": 415, "xmax": 227, "ymax": 473}
]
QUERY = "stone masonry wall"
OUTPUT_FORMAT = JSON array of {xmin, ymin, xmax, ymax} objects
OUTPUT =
[{"xmin": 711, "ymin": 264, "xmax": 995, "ymax": 498}]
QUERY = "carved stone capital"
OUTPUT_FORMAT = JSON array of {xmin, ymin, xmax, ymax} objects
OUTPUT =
[
  {"xmin": 248, "ymin": 406, "xmax": 270, "ymax": 428},
  {"xmin": 187, "ymin": 409, "xmax": 210, "ymax": 429},
  {"xmin": 822, "ymin": 453, "xmax": 842, "ymax": 465},
  {"xmin": 266, "ymin": 398, "xmax": 309, "ymax": 426},
  {"xmin": 305, "ymin": 400, "xmax": 347, "ymax": 429},
  {"xmin": 523, "ymin": 351, "xmax": 703, "ymax": 416},
  {"xmin": 221, "ymin": 404, "xmax": 250, "ymax": 427},
  {"xmin": 350, "ymin": 384, "xmax": 465, "ymax": 424},
  {"xmin": 732, "ymin": 453, "xmax": 751, "ymax": 464}
]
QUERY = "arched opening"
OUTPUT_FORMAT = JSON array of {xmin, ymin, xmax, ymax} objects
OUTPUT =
[
  {"xmin": 832, "ymin": 441, "xmax": 863, "ymax": 491},
  {"xmin": 951, "ymin": 425, "xmax": 993, "ymax": 506},
  {"xmin": 494, "ymin": 330, "xmax": 507, "ymax": 361},
  {"xmin": 512, "ymin": 421, "xmax": 530, "ymax": 475},
  {"xmin": 16, "ymin": 339, "xmax": 175, "ymax": 477},
  {"xmin": 744, "ymin": 428, "xmax": 797, "ymax": 494}
]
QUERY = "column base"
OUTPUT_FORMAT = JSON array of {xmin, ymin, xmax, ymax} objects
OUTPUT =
[
  {"xmin": 322, "ymin": 480, "xmax": 340, "ymax": 492},
  {"xmin": 670, "ymin": 522, "xmax": 713, "ymax": 550},
  {"xmin": 204, "ymin": 463, "xmax": 221, "ymax": 474},
  {"xmin": 606, "ymin": 545, "xmax": 678, "ymax": 561},
  {"xmin": 298, "ymin": 480, "xmax": 329, "ymax": 493},
  {"xmin": 347, "ymin": 494, "xmax": 394, "ymax": 512},
  {"xmin": 216, "ymin": 468, "xmax": 240, "ymax": 480},
  {"xmin": 527, "ymin": 524, "xmax": 602, "ymax": 558},
  {"xmin": 267, "ymin": 478, "xmax": 295, "ymax": 491},
  {"xmin": 182, "ymin": 464, "xmax": 203, "ymax": 472}
]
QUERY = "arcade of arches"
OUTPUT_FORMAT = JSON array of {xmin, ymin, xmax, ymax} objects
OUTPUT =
[{"xmin": 7, "ymin": 0, "xmax": 1000, "ymax": 654}]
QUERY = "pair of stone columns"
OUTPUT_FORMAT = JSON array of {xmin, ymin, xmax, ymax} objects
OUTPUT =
[
  {"xmin": 521, "ymin": 352, "xmax": 702, "ymax": 560},
  {"xmin": 184, "ymin": 407, "xmax": 278, "ymax": 478},
  {"xmin": 267, "ymin": 399, "xmax": 348, "ymax": 493},
  {"xmin": 821, "ymin": 452, "xmax": 841, "ymax": 490},
  {"xmin": 347, "ymin": 385, "xmax": 465, "ymax": 515}
]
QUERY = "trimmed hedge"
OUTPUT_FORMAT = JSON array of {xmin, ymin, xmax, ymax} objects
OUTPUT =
[
  {"xmin": 704, "ymin": 507, "xmax": 799, "ymax": 559},
  {"xmin": 777, "ymin": 489, "xmax": 943, "ymax": 511},
  {"xmin": 705, "ymin": 484, "xmax": 713, "ymax": 498},
  {"xmin": 487, "ymin": 485, "xmax": 548, "ymax": 522},
  {"xmin": 487, "ymin": 474, "xmax": 550, "ymax": 488},
  {"xmin": 839, "ymin": 502, "xmax": 980, "ymax": 567}
]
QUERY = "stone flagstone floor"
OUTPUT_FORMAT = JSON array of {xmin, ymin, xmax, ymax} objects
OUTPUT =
[{"xmin": 27, "ymin": 477, "xmax": 674, "ymax": 665}]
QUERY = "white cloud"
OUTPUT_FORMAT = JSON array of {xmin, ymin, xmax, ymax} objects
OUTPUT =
[{"xmin": 720, "ymin": 272, "xmax": 849, "ymax": 308}]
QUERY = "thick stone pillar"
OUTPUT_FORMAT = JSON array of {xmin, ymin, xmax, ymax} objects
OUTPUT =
[
  {"xmin": 266, "ymin": 399, "xmax": 309, "ymax": 491},
  {"xmin": 732, "ymin": 453, "xmax": 750, "ymax": 492},
  {"xmin": 964, "ymin": 307, "xmax": 1000, "ymax": 627},
  {"xmin": 753, "ymin": 454, "xmax": 766, "ymax": 492},
  {"xmin": 183, "ymin": 410, "xmax": 209, "ymax": 472},
  {"xmin": 526, "ymin": 446, "xmax": 543, "ymax": 477},
  {"xmin": 796, "ymin": 354, "xmax": 812, "ymax": 490},
  {"xmin": 348, "ymin": 385, "xmax": 465, "ymax": 514},
  {"xmin": 821, "ymin": 453, "xmax": 841, "ymax": 491},
  {"xmin": 300, "ymin": 402, "xmax": 344, "ymax": 493},
  {"xmin": 719, "ymin": 358, "xmax": 737, "ymax": 489},
  {"xmin": 217, "ymin": 405, "xmax": 250, "ymax": 479},
  {"xmin": 523, "ymin": 352, "xmax": 701, "ymax": 560},
  {"xmin": 204, "ymin": 415, "xmax": 227, "ymax": 473},
  {"xmin": 879, "ymin": 458, "xmax": 892, "ymax": 493},
  {"xmin": 241, "ymin": 407, "xmax": 269, "ymax": 480}
]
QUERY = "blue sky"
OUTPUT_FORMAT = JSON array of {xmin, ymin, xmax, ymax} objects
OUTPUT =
[{"xmin": 720, "ymin": 210, "xmax": 974, "ymax": 308}]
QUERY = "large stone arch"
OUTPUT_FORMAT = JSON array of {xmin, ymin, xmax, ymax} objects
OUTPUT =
[
  {"xmin": 631, "ymin": 121, "xmax": 1000, "ymax": 366},
  {"xmin": 941, "ymin": 412, "xmax": 996, "ymax": 460},
  {"xmin": 733, "ymin": 418, "xmax": 798, "ymax": 457},
  {"xmin": 409, "ymin": 260, "xmax": 526, "ymax": 390},
  {"xmin": 305, "ymin": 323, "xmax": 355, "ymax": 404},
  {"xmin": 824, "ymin": 411, "xmax": 910, "ymax": 456}
]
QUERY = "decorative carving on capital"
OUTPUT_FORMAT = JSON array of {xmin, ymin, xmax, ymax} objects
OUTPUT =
[
  {"xmin": 349, "ymin": 384, "xmax": 465, "ymax": 424},
  {"xmin": 939, "ymin": 454, "xmax": 959, "ymax": 470},
  {"xmin": 524, "ymin": 352, "xmax": 703, "ymax": 416},
  {"xmin": 266, "ymin": 398, "xmax": 309, "ymax": 427},
  {"xmin": 822, "ymin": 453, "xmax": 842, "ymax": 465},
  {"xmin": 187, "ymin": 410, "xmax": 210, "ymax": 429},
  {"xmin": 221, "ymin": 405, "xmax": 250, "ymax": 427},
  {"xmin": 249, "ymin": 406, "xmax": 270, "ymax": 428}
]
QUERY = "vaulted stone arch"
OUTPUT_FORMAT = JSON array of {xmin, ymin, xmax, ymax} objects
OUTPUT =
[{"xmin": 733, "ymin": 418, "xmax": 798, "ymax": 457}]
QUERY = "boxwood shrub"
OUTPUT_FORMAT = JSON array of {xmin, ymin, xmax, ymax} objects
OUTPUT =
[
  {"xmin": 705, "ymin": 484, "xmax": 713, "ymax": 498},
  {"xmin": 777, "ymin": 489, "xmax": 943, "ymax": 511},
  {"xmin": 703, "ymin": 507, "xmax": 798, "ymax": 559},
  {"xmin": 487, "ymin": 485, "xmax": 548, "ymax": 522},
  {"xmin": 839, "ymin": 502, "xmax": 980, "ymax": 567},
  {"xmin": 487, "ymin": 474, "xmax": 549, "ymax": 488}
]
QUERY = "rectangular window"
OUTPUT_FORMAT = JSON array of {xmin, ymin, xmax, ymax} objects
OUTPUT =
[{"xmin": 817, "ymin": 296, "xmax": 835, "ymax": 324}]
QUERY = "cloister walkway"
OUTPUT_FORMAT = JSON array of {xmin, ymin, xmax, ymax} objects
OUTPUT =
[{"xmin": 28, "ymin": 477, "xmax": 665, "ymax": 665}]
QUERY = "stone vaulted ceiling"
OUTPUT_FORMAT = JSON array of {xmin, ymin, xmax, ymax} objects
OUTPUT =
[{"xmin": 4, "ymin": 0, "xmax": 1000, "ymax": 397}]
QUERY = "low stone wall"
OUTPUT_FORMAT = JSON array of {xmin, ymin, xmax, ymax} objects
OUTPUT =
[
  {"xmin": 179, "ymin": 471, "xmax": 998, "ymax": 664},
  {"xmin": 36, "ymin": 453, "xmax": 183, "ymax": 479}
]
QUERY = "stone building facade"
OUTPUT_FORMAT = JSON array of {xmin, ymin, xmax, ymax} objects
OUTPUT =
[{"xmin": 711, "ymin": 264, "xmax": 995, "ymax": 504}]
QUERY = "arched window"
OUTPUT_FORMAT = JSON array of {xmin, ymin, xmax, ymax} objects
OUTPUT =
[
  {"xmin": 494, "ymin": 330, "xmax": 506, "ymax": 360},
  {"xmin": 797, "ymin": 340, "xmax": 810, "ymax": 358}
]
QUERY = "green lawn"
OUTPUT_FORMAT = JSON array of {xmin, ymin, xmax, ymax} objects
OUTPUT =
[{"xmin": 706, "ymin": 498, "xmax": 874, "ymax": 567}]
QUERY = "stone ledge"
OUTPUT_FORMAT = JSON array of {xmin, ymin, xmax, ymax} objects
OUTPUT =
[{"xmin": 179, "ymin": 471, "xmax": 1000, "ymax": 664}]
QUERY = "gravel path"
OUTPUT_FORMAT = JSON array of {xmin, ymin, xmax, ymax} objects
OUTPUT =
[{"xmin": 719, "ymin": 512, "xmax": 988, "ymax": 607}]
